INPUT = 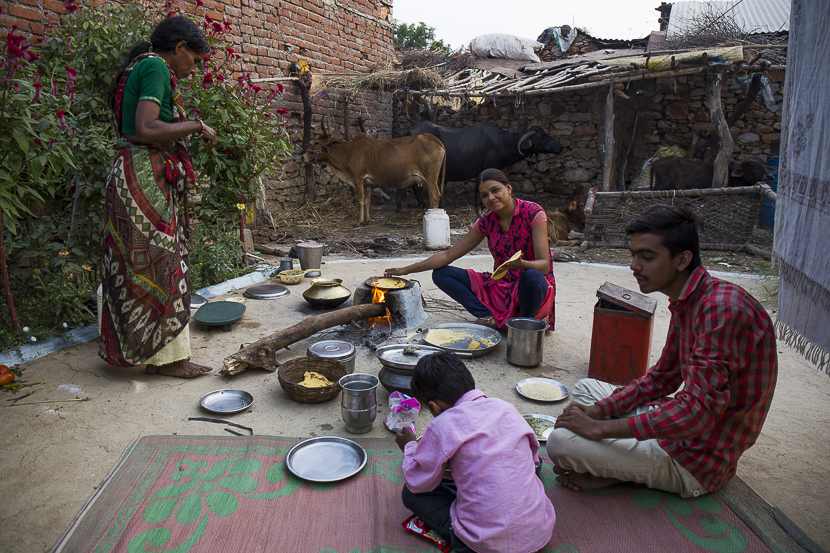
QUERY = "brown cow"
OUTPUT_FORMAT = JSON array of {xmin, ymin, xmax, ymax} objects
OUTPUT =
[
  {"xmin": 546, "ymin": 194, "xmax": 587, "ymax": 246},
  {"xmin": 303, "ymin": 125, "xmax": 446, "ymax": 225}
]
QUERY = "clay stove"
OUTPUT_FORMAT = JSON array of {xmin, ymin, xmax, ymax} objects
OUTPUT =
[{"xmin": 352, "ymin": 278, "xmax": 428, "ymax": 330}]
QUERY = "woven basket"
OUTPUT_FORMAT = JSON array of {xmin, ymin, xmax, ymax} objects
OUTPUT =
[
  {"xmin": 278, "ymin": 357, "xmax": 347, "ymax": 403},
  {"xmin": 279, "ymin": 270, "xmax": 305, "ymax": 285}
]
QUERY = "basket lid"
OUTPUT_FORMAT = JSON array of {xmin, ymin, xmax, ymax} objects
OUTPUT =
[
  {"xmin": 596, "ymin": 282, "xmax": 657, "ymax": 317},
  {"xmin": 307, "ymin": 340, "xmax": 356, "ymax": 360}
]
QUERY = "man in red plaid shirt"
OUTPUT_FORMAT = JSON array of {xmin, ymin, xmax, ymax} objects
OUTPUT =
[{"xmin": 547, "ymin": 204, "xmax": 777, "ymax": 497}]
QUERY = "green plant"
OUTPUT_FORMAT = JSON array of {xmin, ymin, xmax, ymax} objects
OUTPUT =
[
  {"xmin": 187, "ymin": 217, "xmax": 253, "ymax": 290},
  {"xmin": 182, "ymin": 8, "xmax": 291, "ymax": 218}
]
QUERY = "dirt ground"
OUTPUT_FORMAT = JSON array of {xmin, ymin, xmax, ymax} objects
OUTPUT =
[{"xmin": 1, "ymin": 198, "xmax": 827, "ymax": 552}]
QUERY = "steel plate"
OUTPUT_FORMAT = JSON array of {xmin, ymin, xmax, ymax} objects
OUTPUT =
[
  {"xmin": 285, "ymin": 436, "xmax": 367, "ymax": 482},
  {"xmin": 523, "ymin": 414, "xmax": 558, "ymax": 442},
  {"xmin": 422, "ymin": 323, "xmax": 501, "ymax": 358},
  {"xmin": 193, "ymin": 301, "xmax": 246, "ymax": 329},
  {"xmin": 199, "ymin": 389, "xmax": 254, "ymax": 414},
  {"xmin": 375, "ymin": 344, "xmax": 464, "ymax": 370},
  {"xmin": 243, "ymin": 284, "xmax": 290, "ymax": 300},
  {"xmin": 516, "ymin": 378, "xmax": 570, "ymax": 402},
  {"xmin": 190, "ymin": 293, "xmax": 208, "ymax": 310}
]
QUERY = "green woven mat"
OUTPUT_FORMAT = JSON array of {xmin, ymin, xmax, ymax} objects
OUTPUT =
[{"xmin": 52, "ymin": 435, "xmax": 808, "ymax": 553}]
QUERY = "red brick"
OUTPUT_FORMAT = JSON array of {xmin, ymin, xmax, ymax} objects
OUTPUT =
[
  {"xmin": 30, "ymin": 22, "xmax": 44, "ymax": 35},
  {"xmin": 1, "ymin": 15, "xmax": 30, "ymax": 31},
  {"xmin": 9, "ymin": 5, "xmax": 42, "ymax": 22},
  {"xmin": 44, "ymin": 0, "xmax": 68, "ymax": 12},
  {"xmin": 20, "ymin": 0, "xmax": 41, "ymax": 8}
]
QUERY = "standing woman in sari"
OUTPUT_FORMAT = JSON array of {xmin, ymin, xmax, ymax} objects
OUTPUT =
[
  {"xmin": 99, "ymin": 17, "xmax": 218, "ymax": 377},
  {"xmin": 384, "ymin": 168, "xmax": 555, "ymax": 329}
]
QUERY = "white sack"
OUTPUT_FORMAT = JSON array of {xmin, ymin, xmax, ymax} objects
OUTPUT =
[{"xmin": 469, "ymin": 33, "xmax": 542, "ymax": 63}]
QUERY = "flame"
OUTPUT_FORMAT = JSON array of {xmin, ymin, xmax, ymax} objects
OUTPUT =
[{"xmin": 369, "ymin": 283, "xmax": 391, "ymax": 327}]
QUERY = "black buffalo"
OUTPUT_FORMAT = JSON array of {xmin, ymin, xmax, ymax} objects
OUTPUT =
[{"xmin": 394, "ymin": 122, "xmax": 564, "ymax": 211}]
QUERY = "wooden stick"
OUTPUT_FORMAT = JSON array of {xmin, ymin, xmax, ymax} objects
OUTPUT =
[
  {"xmin": 601, "ymin": 83, "xmax": 615, "ymax": 192},
  {"xmin": 11, "ymin": 398, "xmax": 91, "ymax": 406},
  {"xmin": 221, "ymin": 302, "xmax": 387, "ymax": 375}
]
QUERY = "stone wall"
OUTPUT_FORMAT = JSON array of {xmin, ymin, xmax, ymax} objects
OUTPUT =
[
  {"xmin": 392, "ymin": 71, "xmax": 784, "ymax": 210},
  {"xmin": 0, "ymin": 0, "xmax": 396, "ymax": 211}
]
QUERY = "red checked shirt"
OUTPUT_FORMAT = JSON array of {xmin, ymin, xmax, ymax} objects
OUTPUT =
[{"xmin": 596, "ymin": 267, "xmax": 777, "ymax": 492}]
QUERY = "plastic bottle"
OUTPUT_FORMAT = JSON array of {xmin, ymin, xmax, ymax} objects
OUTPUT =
[{"xmin": 423, "ymin": 208, "xmax": 450, "ymax": 250}]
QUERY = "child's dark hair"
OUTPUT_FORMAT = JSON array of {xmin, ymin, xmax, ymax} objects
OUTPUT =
[
  {"xmin": 111, "ymin": 17, "xmax": 208, "ymax": 109},
  {"xmin": 410, "ymin": 351, "xmax": 475, "ymax": 406},
  {"xmin": 624, "ymin": 203, "xmax": 703, "ymax": 270},
  {"xmin": 472, "ymin": 168, "xmax": 512, "ymax": 216}
]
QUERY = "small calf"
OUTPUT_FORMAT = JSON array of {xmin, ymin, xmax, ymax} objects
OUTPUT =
[{"xmin": 546, "ymin": 194, "xmax": 587, "ymax": 247}]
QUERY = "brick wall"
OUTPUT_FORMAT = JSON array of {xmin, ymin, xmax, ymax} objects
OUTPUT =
[
  {"xmin": 392, "ymin": 72, "xmax": 783, "ymax": 209},
  {"xmin": 1, "ymin": 0, "xmax": 396, "ymax": 212}
]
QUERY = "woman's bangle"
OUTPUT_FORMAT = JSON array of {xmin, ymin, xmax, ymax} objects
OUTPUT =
[{"xmin": 194, "ymin": 118, "xmax": 205, "ymax": 134}]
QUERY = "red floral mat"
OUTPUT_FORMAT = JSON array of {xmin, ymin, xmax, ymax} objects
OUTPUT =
[{"xmin": 52, "ymin": 436, "xmax": 806, "ymax": 553}]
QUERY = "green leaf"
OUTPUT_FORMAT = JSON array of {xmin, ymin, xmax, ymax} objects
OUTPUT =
[{"xmin": 13, "ymin": 130, "xmax": 29, "ymax": 153}]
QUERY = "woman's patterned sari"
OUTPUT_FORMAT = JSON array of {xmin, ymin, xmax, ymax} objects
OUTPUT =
[
  {"xmin": 99, "ymin": 53, "xmax": 196, "ymax": 366},
  {"xmin": 468, "ymin": 199, "xmax": 556, "ymax": 329}
]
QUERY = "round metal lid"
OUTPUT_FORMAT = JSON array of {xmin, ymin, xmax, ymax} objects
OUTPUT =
[
  {"xmin": 243, "ymin": 284, "xmax": 290, "ymax": 300},
  {"xmin": 190, "ymin": 293, "xmax": 208, "ymax": 309},
  {"xmin": 307, "ymin": 340, "xmax": 356, "ymax": 360}
]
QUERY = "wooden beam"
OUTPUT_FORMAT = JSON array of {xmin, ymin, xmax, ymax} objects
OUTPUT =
[
  {"xmin": 709, "ymin": 72, "xmax": 734, "ymax": 188},
  {"xmin": 298, "ymin": 82, "xmax": 315, "ymax": 203},
  {"xmin": 601, "ymin": 83, "xmax": 615, "ymax": 192}
]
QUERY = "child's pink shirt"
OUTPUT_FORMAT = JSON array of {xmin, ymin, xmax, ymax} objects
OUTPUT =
[{"xmin": 402, "ymin": 389, "xmax": 556, "ymax": 553}]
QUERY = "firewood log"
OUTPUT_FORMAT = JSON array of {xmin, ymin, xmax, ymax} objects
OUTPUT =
[{"xmin": 221, "ymin": 302, "xmax": 386, "ymax": 375}]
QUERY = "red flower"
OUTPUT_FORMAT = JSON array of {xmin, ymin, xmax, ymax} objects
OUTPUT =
[
  {"xmin": 166, "ymin": 11, "xmax": 176, "ymax": 18},
  {"xmin": 211, "ymin": 22, "xmax": 222, "ymax": 33},
  {"xmin": 215, "ymin": 74, "xmax": 224, "ymax": 82},
  {"xmin": 65, "ymin": 3, "xmax": 78, "ymax": 13},
  {"xmin": 201, "ymin": 73, "xmax": 214, "ymax": 88},
  {"xmin": 56, "ymin": 110, "xmax": 67, "ymax": 128},
  {"xmin": 276, "ymin": 108, "xmax": 288, "ymax": 115},
  {"xmin": 205, "ymin": 15, "xmax": 213, "ymax": 23},
  {"xmin": 33, "ymin": 81, "xmax": 43, "ymax": 101},
  {"xmin": 277, "ymin": 83, "xmax": 284, "ymax": 93},
  {"xmin": 223, "ymin": 21, "xmax": 232, "ymax": 31},
  {"xmin": 195, "ymin": 0, "xmax": 203, "ymax": 6},
  {"xmin": 5, "ymin": 32, "xmax": 27, "ymax": 62},
  {"xmin": 227, "ymin": 47, "xmax": 234, "ymax": 55},
  {"xmin": 34, "ymin": 139, "xmax": 43, "ymax": 146}
]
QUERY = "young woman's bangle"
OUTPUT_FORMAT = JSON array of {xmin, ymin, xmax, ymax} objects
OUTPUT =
[{"xmin": 194, "ymin": 118, "xmax": 205, "ymax": 134}]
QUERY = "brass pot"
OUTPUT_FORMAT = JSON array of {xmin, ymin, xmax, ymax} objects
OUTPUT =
[{"xmin": 302, "ymin": 278, "xmax": 351, "ymax": 309}]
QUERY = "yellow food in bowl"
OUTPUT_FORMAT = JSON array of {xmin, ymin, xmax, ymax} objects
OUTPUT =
[{"xmin": 297, "ymin": 371, "xmax": 334, "ymax": 388}]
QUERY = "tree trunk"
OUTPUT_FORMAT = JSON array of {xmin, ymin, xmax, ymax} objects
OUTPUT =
[
  {"xmin": 709, "ymin": 72, "xmax": 734, "ymax": 188},
  {"xmin": 221, "ymin": 302, "xmax": 387, "ymax": 375}
]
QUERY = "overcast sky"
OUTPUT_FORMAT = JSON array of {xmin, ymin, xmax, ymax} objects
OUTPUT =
[{"xmin": 392, "ymin": 0, "xmax": 662, "ymax": 50}]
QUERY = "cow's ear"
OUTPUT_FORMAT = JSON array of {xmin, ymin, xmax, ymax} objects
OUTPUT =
[
  {"xmin": 730, "ymin": 167, "xmax": 744, "ymax": 177},
  {"xmin": 521, "ymin": 139, "xmax": 533, "ymax": 150}
]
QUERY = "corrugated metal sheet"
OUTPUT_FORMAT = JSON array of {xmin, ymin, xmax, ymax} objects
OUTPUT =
[{"xmin": 668, "ymin": 0, "xmax": 791, "ymax": 36}]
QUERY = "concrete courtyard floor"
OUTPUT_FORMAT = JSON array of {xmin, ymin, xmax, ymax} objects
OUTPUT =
[{"xmin": 0, "ymin": 256, "xmax": 828, "ymax": 552}]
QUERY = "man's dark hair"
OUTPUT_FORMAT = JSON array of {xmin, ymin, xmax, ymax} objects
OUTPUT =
[
  {"xmin": 473, "ymin": 168, "xmax": 512, "ymax": 216},
  {"xmin": 410, "ymin": 351, "xmax": 475, "ymax": 406},
  {"xmin": 624, "ymin": 203, "xmax": 703, "ymax": 270}
]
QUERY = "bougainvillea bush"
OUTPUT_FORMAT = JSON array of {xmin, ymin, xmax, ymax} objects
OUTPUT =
[{"xmin": 0, "ymin": 0, "xmax": 290, "ymax": 349}]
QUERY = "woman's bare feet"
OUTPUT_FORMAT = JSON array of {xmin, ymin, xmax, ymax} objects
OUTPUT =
[
  {"xmin": 552, "ymin": 464, "xmax": 623, "ymax": 492},
  {"xmin": 475, "ymin": 316, "xmax": 498, "ymax": 329},
  {"xmin": 145, "ymin": 359, "xmax": 213, "ymax": 378}
]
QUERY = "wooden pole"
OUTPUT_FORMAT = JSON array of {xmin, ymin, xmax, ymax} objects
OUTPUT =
[
  {"xmin": 601, "ymin": 83, "xmax": 615, "ymax": 192},
  {"xmin": 343, "ymin": 95, "xmax": 351, "ymax": 141},
  {"xmin": 709, "ymin": 72, "xmax": 734, "ymax": 188},
  {"xmin": 298, "ymin": 82, "xmax": 315, "ymax": 204}
]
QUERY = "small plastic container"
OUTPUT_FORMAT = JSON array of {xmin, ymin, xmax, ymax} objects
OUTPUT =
[
  {"xmin": 423, "ymin": 208, "xmax": 450, "ymax": 250},
  {"xmin": 307, "ymin": 340, "xmax": 356, "ymax": 373}
]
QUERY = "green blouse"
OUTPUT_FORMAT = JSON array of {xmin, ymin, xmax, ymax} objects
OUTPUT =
[{"xmin": 120, "ymin": 56, "xmax": 174, "ymax": 136}]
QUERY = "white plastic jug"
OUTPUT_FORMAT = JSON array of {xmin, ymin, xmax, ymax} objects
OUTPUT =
[{"xmin": 423, "ymin": 208, "xmax": 450, "ymax": 250}]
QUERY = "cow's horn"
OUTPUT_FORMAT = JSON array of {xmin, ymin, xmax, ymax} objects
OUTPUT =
[
  {"xmin": 321, "ymin": 115, "xmax": 329, "ymax": 137},
  {"xmin": 517, "ymin": 130, "xmax": 534, "ymax": 155}
]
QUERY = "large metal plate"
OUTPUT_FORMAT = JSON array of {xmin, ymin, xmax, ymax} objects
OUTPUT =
[
  {"xmin": 200, "ymin": 389, "xmax": 254, "ymax": 414},
  {"xmin": 376, "ymin": 344, "xmax": 465, "ymax": 371},
  {"xmin": 193, "ymin": 301, "xmax": 246, "ymax": 328},
  {"xmin": 190, "ymin": 293, "xmax": 208, "ymax": 310},
  {"xmin": 516, "ymin": 378, "xmax": 569, "ymax": 402},
  {"xmin": 422, "ymin": 323, "xmax": 501, "ymax": 358},
  {"xmin": 523, "ymin": 414, "xmax": 557, "ymax": 442},
  {"xmin": 285, "ymin": 436, "xmax": 367, "ymax": 482},
  {"xmin": 243, "ymin": 284, "xmax": 290, "ymax": 300}
]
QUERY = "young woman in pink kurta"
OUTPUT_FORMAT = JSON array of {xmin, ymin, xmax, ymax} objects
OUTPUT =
[{"xmin": 385, "ymin": 169, "xmax": 555, "ymax": 329}]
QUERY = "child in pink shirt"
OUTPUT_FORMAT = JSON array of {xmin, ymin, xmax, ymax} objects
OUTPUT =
[{"xmin": 396, "ymin": 351, "xmax": 555, "ymax": 553}]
